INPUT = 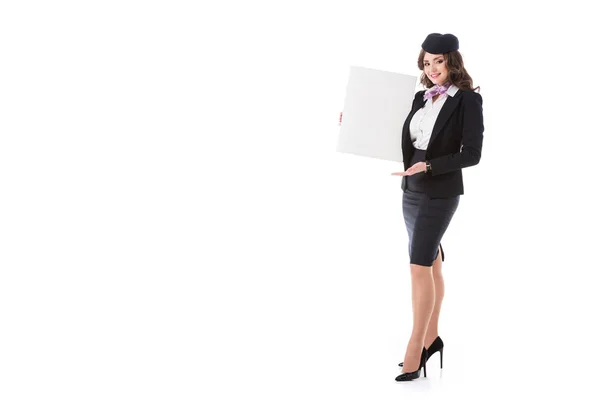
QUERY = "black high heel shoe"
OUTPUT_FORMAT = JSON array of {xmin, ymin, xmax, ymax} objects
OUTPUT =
[
  {"xmin": 398, "ymin": 336, "xmax": 444, "ymax": 369},
  {"xmin": 395, "ymin": 347, "xmax": 427, "ymax": 382}
]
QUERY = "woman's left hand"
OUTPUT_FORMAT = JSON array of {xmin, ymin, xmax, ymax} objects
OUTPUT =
[{"xmin": 391, "ymin": 161, "xmax": 426, "ymax": 176}]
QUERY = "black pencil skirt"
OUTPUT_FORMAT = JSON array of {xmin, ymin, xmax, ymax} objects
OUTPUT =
[{"xmin": 402, "ymin": 148, "xmax": 460, "ymax": 266}]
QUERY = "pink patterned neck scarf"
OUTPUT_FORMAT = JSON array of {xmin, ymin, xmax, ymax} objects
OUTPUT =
[{"xmin": 424, "ymin": 82, "xmax": 452, "ymax": 101}]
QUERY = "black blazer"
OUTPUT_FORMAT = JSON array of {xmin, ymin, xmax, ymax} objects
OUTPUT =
[{"xmin": 401, "ymin": 89, "xmax": 484, "ymax": 197}]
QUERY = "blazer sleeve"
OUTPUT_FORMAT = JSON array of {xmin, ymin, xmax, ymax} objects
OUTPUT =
[{"xmin": 429, "ymin": 91, "xmax": 484, "ymax": 176}]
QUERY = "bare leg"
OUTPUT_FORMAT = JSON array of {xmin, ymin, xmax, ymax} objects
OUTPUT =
[
  {"xmin": 401, "ymin": 263, "xmax": 435, "ymax": 372},
  {"xmin": 424, "ymin": 246, "xmax": 444, "ymax": 348}
]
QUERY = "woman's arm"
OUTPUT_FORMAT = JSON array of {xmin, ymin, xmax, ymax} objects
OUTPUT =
[{"xmin": 428, "ymin": 91, "xmax": 484, "ymax": 176}]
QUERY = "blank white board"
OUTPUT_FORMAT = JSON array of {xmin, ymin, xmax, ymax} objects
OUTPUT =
[{"xmin": 337, "ymin": 66, "xmax": 418, "ymax": 163}]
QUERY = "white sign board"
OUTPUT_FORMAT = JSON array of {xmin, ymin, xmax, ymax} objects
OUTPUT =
[{"xmin": 337, "ymin": 66, "xmax": 418, "ymax": 163}]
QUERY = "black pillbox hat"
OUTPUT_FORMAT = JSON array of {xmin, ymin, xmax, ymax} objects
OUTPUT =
[{"xmin": 422, "ymin": 33, "xmax": 459, "ymax": 54}]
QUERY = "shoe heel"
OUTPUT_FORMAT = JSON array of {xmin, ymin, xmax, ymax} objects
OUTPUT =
[{"xmin": 440, "ymin": 347, "xmax": 443, "ymax": 369}]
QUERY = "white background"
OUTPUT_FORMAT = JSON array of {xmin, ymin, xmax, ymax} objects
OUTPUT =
[{"xmin": 1, "ymin": 1, "xmax": 599, "ymax": 399}]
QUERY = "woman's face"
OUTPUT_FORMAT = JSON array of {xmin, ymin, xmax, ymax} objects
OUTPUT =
[{"xmin": 423, "ymin": 52, "xmax": 448, "ymax": 85}]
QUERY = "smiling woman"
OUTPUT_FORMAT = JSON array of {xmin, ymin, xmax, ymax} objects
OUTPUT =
[{"xmin": 391, "ymin": 32, "xmax": 484, "ymax": 383}]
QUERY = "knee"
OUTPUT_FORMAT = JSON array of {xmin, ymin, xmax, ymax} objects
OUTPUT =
[{"xmin": 410, "ymin": 263, "xmax": 433, "ymax": 275}]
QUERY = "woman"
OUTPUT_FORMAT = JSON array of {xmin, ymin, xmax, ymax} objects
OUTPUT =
[{"xmin": 391, "ymin": 33, "xmax": 484, "ymax": 382}]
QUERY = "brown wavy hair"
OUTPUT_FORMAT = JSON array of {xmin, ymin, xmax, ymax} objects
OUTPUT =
[{"xmin": 417, "ymin": 49, "xmax": 480, "ymax": 92}]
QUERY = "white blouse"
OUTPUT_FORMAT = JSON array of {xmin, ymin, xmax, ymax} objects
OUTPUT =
[{"xmin": 409, "ymin": 84, "xmax": 459, "ymax": 150}]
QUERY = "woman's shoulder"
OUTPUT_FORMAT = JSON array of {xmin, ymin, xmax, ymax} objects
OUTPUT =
[
  {"xmin": 458, "ymin": 89, "xmax": 482, "ymax": 104},
  {"xmin": 414, "ymin": 90, "xmax": 426, "ymax": 99},
  {"xmin": 411, "ymin": 90, "xmax": 426, "ymax": 107}
]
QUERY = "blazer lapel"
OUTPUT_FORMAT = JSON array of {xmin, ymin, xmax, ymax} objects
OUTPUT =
[
  {"xmin": 427, "ymin": 91, "xmax": 461, "ymax": 151},
  {"xmin": 403, "ymin": 96, "xmax": 426, "ymax": 138},
  {"xmin": 402, "ymin": 97, "xmax": 423, "ymax": 143}
]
